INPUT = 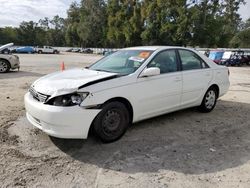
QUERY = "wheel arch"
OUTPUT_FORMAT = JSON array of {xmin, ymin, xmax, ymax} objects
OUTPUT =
[
  {"xmin": 0, "ymin": 58, "xmax": 10, "ymax": 64},
  {"xmin": 87, "ymin": 96, "xmax": 134, "ymax": 139},
  {"xmin": 208, "ymin": 84, "xmax": 219, "ymax": 98},
  {"xmin": 102, "ymin": 97, "xmax": 134, "ymax": 123}
]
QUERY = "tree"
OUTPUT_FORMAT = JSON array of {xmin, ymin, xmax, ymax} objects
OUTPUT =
[
  {"xmin": 230, "ymin": 20, "xmax": 250, "ymax": 47},
  {"xmin": 229, "ymin": 28, "xmax": 250, "ymax": 47},
  {"xmin": 77, "ymin": 0, "xmax": 106, "ymax": 47},
  {"xmin": 49, "ymin": 16, "xmax": 66, "ymax": 46},
  {"xmin": 218, "ymin": 0, "xmax": 245, "ymax": 47},
  {"xmin": 140, "ymin": 0, "xmax": 160, "ymax": 45},
  {"xmin": 191, "ymin": 0, "xmax": 224, "ymax": 47},
  {"xmin": 17, "ymin": 21, "xmax": 39, "ymax": 45},
  {"xmin": 39, "ymin": 17, "xmax": 50, "ymax": 30},
  {"xmin": 0, "ymin": 0, "xmax": 247, "ymax": 48},
  {"xmin": 0, "ymin": 27, "xmax": 18, "ymax": 45},
  {"xmin": 65, "ymin": 2, "xmax": 81, "ymax": 46}
]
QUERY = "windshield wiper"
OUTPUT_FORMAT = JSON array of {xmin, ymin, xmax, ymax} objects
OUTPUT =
[{"xmin": 93, "ymin": 69, "xmax": 115, "ymax": 73}]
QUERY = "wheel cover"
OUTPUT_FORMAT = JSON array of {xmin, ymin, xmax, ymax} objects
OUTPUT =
[
  {"xmin": 205, "ymin": 90, "xmax": 216, "ymax": 109},
  {"xmin": 0, "ymin": 61, "xmax": 8, "ymax": 72},
  {"xmin": 102, "ymin": 109, "xmax": 121, "ymax": 135}
]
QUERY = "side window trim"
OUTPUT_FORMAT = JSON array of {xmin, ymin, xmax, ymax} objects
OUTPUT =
[{"xmin": 175, "ymin": 49, "xmax": 182, "ymax": 71}]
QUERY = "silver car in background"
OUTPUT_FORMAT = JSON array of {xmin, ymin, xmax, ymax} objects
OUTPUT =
[{"xmin": 0, "ymin": 43, "xmax": 20, "ymax": 73}]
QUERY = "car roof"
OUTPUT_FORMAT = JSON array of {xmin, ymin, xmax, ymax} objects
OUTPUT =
[{"xmin": 123, "ymin": 46, "xmax": 193, "ymax": 51}]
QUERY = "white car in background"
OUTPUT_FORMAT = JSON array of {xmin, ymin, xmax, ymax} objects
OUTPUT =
[
  {"xmin": 35, "ymin": 46, "xmax": 59, "ymax": 54},
  {"xmin": 220, "ymin": 51, "xmax": 233, "ymax": 64},
  {"xmin": 25, "ymin": 46, "xmax": 230, "ymax": 142},
  {"xmin": 0, "ymin": 43, "xmax": 20, "ymax": 73}
]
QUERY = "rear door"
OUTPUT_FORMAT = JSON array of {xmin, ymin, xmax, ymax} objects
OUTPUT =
[
  {"xmin": 135, "ymin": 50, "xmax": 182, "ymax": 119},
  {"xmin": 178, "ymin": 49, "xmax": 212, "ymax": 107}
]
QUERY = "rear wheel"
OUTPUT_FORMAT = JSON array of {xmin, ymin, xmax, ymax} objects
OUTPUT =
[
  {"xmin": 0, "ymin": 59, "xmax": 10, "ymax": 73},
  {"xmin": 199, "ymin": 87, "xmax": 218, "ymax": 113},
  {"xmin": 38, "ymin": 50, "xmax": 42, "ymax": 54},
  {"xmin": 93, "ymin": 101, "xmax": 130, "ymax": 143}
]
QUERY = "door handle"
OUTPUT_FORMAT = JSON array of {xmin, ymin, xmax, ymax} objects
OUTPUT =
[{"xmin": 174, "ymin": 77, "xmax": 182, "ymax": 82}]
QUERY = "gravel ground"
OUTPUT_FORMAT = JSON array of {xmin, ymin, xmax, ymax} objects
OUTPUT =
[{"xmin": 0, "ymin": 53, "xmax": 250, "ymax": 188}]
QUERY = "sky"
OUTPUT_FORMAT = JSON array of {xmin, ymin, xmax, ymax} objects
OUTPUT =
[
  {"xmin": 0, "ymin": 0, "xmax": 249, "ymax": 27},
  {"xmin": 239, "ymin": 0, "xmax": 250, "ymax": 20},
  {"xmin": 0, "ymin": 0, "xmax": 79, "ymax": 27}
]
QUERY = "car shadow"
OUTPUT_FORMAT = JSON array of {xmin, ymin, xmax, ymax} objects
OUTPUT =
[
  {"xmin": 0, "ymin": 70, "xmax": 44, "ymax": 79},
  {"xmin": 50, "ymin": 100, "xmax": 250, "ymax": 175}
]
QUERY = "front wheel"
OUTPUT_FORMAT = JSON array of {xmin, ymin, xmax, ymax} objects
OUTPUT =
[
  {"xmin": 93, "ymin": 102, "xmax": 130, "ymax": 143},
  {"xmin": 199, "ymin": 87, "xmax": 218, "ymax": 113},
  {"xmin": 0, "ymin": 59, "xmax": 10, "ymax": 73}
]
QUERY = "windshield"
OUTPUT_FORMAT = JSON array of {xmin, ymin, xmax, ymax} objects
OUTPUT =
[{"xmin": 89, "ymin": 50, "xmax": 153, "ymax": 75}]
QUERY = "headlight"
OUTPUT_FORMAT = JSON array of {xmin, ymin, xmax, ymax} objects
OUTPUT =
[{"xmin": 49, "ymin": 92, "xmax": 89, "ymax": 106}]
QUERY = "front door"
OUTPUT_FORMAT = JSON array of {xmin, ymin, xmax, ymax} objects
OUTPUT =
[{"xmin": 135, "ymin": 50, "xmax": 182, "ymax": 120}]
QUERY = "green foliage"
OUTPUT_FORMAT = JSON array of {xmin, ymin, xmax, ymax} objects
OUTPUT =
[
  {"xmin": 0, "ymin": 0, "xmax": 248, "ymax": 48},
  {"xmin": 0, "ymin": 16, "xmax": 66, "ymax": 46},
  {"xmin": 107, "ymin": 0, "xmax": 143, "ymax": 47},
  {"xmin": 78, "ymin": 0, "xmax": 106, "ymax": 47},
  {"xmin": 0, "ymin": 27, "xmax": 18, "ymax": 44},
  {"xmin": 229, "ymin": 28, "xmax": 250, "ymax": 47}
]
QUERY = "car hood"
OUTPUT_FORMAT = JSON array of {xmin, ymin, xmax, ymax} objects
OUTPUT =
[
  {"xmin": 0, "ymin": 43, "xmax": 14, "ymax": 52},
  {"xmin": 32, "ymin": 68, "xmax": 118, "ymax": 97}
]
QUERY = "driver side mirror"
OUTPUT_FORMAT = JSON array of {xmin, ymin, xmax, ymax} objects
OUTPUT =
[{"xmin": 139, "ymin": 67, "xmax": 160, "ymax": 77}]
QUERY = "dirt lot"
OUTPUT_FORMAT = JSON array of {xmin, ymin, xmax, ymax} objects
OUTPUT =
[{"xmin": 0, "ymin": 53, "xmax": 250, "ymax": 188}]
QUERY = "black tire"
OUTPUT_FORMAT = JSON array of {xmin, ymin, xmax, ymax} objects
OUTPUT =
[
  {"xmin": 199, "ymin": 87, "xmax": 218, "ymax": 113},
  {"xmin": 0, "ymin": 59, "xmax": 10, "ymax": 73},
  {"xmin": 38, "ymin": 50, "xmax": 42, "ymax": 54},
  {"xmin": 93, "ymin": 101, "xmax": 130, "ymax": 143}
]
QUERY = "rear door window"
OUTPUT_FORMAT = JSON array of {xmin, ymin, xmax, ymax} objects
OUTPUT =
[{"xmin": 178, "ymin": 50, "xmax": 209, "ymax": 71}]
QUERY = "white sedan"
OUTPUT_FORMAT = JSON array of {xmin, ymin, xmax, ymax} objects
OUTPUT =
[
  {"xmin": 0, "ymin": 43, "xmax": 20, "ymax": 73},
  {"xmin": 24, "ymin": 46, "xmax": 230, "ymax": 142}
]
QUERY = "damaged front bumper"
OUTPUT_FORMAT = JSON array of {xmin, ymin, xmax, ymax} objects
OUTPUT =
[
  {"xmin": 10, "ymin": 55, "xmax": 20, "ymax": 70},
  {"xmin": 24, "ymin": 92, "xmax": 101, "ymax": 139}
]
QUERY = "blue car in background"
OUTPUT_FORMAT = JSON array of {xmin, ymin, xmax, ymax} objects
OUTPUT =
[
  {"xmin": 209, "ymin": 50, "xmax": 224, "ymax": 64},
  {"xmin": 13, "ymin": 46, "xmax": 35, "ymax": 54}
]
